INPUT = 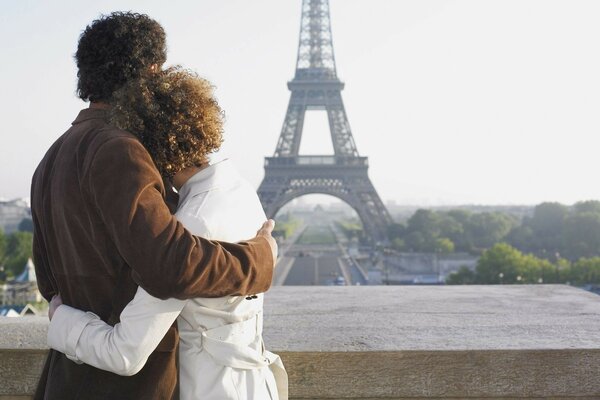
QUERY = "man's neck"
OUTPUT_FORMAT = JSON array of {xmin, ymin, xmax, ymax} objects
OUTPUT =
[{"xmin": 89, "ymin": 101, "xmax": 110, "ymax": 110}]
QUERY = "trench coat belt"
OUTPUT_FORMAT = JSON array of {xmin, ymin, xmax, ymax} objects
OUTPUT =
[{"xmin": 201, "ymin": 312, "xmax": 289, "ymax": 400}]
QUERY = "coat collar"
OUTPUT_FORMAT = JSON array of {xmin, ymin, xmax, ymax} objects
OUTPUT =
[
  {"xmin": 177, "ymin": 159, "xmax": 241, "ymax": 205},
  {"xmin": 72, "ymin": 108, "xmax": 108, "ymax": 125}
]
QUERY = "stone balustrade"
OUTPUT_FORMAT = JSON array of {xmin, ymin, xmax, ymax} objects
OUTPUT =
[{"xmin": 1, "ymin": 285, "xmax": 599, "ymax": 399}]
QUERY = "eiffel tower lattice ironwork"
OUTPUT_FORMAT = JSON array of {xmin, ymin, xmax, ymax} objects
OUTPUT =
[{"xmin": 258, "ymin": 0, "xmax": 392, "ymax": 242}]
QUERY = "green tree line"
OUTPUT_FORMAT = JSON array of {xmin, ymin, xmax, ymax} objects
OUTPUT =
[
  {"xmin": 388, "ymin": 209, "xmax": 518, "ymax": 254},
  {"xmin": 387, "ymin": 200, "xmax": 600, "ymax": 261},
  {"xmin": 447, "ymin": 242, "xmax": 600, "ymax": 285},
  {"xmin": 272, "ymin": 213, "xmax": 301, "ymax": 239},
  {"xmin": 335, "ymin": 219, "xmax": 364, "ymax": 242},
  {"xmin": 506, "ymin": 201, "xmax": 600, "ymax": 260}
]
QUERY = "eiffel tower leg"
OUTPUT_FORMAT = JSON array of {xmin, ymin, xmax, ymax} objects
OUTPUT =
[
  {"xmin": 274, "ymin": 96, "xmax": 306, "ymax": 157},
  {"xmin": 326, "ymin": 93, "xmax": 358, "ymax": 157},
  {"xmin": 353, "ymin": 185, "xmax": 393, "ymax": 243},
  {"xmin": 257, "ymin": 175, "xmax": 285, "ymax": 218}
]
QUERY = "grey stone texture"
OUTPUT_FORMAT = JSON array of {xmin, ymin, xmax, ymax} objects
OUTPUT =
[
  {"xmin": 262, "ymin": 285, "xmax": 600, "ymax": 351},
  {"xmin": 1, "ymin": 285, "xmax": 599, "ymax": 399}
]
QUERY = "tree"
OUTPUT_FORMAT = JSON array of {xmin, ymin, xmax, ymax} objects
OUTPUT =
[
  {"xmin": 434, "ymin": 237, "xmax": 455, "ymax": 253},
  {"xmin": 446, "ymin": 209, "xmax": 472, "ymax": 226},
  {"xmin": 403, "ymin": 210, "xmax": 438, "ymax": 251},
  {"xmin": 467, "ymin": 212, "xmax": 516, "ymax": 250},
  {"xmin": 446, "ymin": 266, "xmax": 476, "ymax": 284},
  {"xmin": 0, "ymin": 229, "xmax": 6, "ymax": 264},
  {"xmin": 387, "ymin": 222, "xmax": 406, "ymax": 239},
  {"xmin": 573, "ymin": 200, "xmax": 600, "ymax": 215},
  {"xmin": 475, "ymin": 243, "xmax": 565, "ymax": 284},
  {"xmin": 18, "ymin": 218, "xmax": 33, "ymax": 232},
  {"xmin": 563, "ymin": 212, "xmax": 600, "ymax": 259},
  {"xmin": 568, "ymin": 257, "xmax": 600, "ymax": 285},
  {"xmin": 437, "ymin": 215, "xmax": 465, "ymax": 251},
  {"xmin": 403, "ymin": 210, "xmax": 457, "ymax": 252},
  {"xmin": 475, "ymin": 243, "xmax": 523, "ymax": 284},
  {"xmin": 337, "ymin": 219, "xmax": 364, "ymax": 241},
  {"xmin": 406, "ymin": 210, "xmax": 441, "ymax": 237},
  {"xmin": 4, "ymin": 231, "xmax": 33, "ymax": 277},
  {"xmin": 506, "ymin": 224, "xmax": 536, "ymax": 252},
  {"xmin": 529, "ymin": 202, "xmax": 569, "ymax": 234},
  {"xmin": 0, "ymin": 230, "xmax": 6, "ymax": 283},
  {"xmin": 391, "ymin": 237, "xmax": 406, "ymax": 251},
  {"xmin": 526, "ymin": 202, "xmax": 568, "ymax": 255},
  {"xmin": 517, "ymin": 253, "xmax": 555, "ymax": 284},
  {"xmin": 443, "ymin": 211, "xmax": 473, "ymax": 252},
  {"xmin": 404, "ymin": 231, "xmax": 427, "ymax": 252}
]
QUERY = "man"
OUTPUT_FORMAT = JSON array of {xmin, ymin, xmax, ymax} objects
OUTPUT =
[{"xmin": 31, "ymin": 12, "xmax": 277, "ymax": 399}]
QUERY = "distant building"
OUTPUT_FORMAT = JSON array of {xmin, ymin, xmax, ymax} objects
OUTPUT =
[
  {"xmin": 0, "ymin": 304, "xmax": 40, "ymax": 317},
  {"xmin": 382, "ymin": 252, "xmax": 479, "ymax": 285},
  {"xmin": 0, "ymin": 198, "xmax": 30, "ymax": 234},
  {"xmin": 1, "ymin": 258, "xmax": 42, "ymax": 306}
]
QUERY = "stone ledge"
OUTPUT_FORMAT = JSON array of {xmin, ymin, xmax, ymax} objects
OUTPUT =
[{"xmin": 1, "ymin": 285, "xmax": 599, "ymax": 399}]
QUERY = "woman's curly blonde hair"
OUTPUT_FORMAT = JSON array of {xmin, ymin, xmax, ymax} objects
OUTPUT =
[{"xmin": 109, "ymin": 67, "xmax": 224, "ymax": 178}]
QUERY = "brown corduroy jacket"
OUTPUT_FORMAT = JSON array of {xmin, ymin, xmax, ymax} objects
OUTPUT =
[{"xmin": 31, "ymin": 108, "xmax": 274, "ymax": 399}]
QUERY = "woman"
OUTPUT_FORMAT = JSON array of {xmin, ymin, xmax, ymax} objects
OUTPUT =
[{"xmin": 47, "ymin": 68, "xmax": 288, "ymax": 400}]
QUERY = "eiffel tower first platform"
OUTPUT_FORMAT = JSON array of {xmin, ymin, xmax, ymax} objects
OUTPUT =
[{"xmin": 258, "ymin": 0, "xmax": 392, "ymax": 243}]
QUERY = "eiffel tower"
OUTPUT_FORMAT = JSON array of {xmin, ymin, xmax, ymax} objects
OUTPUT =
[{"xmin": 258, "ymin": 0, "xmax": 392, "ymax": 243}]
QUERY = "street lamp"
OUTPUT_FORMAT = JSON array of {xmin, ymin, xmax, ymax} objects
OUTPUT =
[
  {"xmin": 555, "ymin": 252, "xmax": 561, "ymax": 283},
  {"xmin": 498, "ymin": 272, "xmax": 504, "ymax": 284},
  {"xmin": 311, "ymin": 251, "xmax": 322, "ymax": 285}
]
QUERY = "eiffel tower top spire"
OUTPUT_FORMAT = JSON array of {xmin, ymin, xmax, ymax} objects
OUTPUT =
[
  {"xmin": 295, "ymin": 0, "xmax": 338, "ymax": 77},
  {"xmin": 273, "ymin": 0, "xmax": 358, "ymax": 158},
  {"xmin": 258, "ymin": 0, "xmax": 392, "ymax": 243}
]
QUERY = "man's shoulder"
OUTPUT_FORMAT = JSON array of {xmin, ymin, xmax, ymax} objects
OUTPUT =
[
  {"xmin": 41, "ymin": 111, "xmax": 143, "ymax": 164},
  {"xmin": 91, "ymin": 124, "xmax": 141, "ymax": 151},
  {"xmin": 84, "ymin": 123, "xmax": 161, "ymax": 191},
  {"xmin": 83, "ymin": 124, "xmax": 152, "ymax": 172}
]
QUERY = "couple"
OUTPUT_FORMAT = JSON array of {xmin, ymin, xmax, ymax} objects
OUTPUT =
[{"xmin": 31, "ymin": 12, "xmax": 286, "ymax": 400}]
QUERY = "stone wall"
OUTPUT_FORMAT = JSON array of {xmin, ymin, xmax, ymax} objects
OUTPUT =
[{"xmin": 1, "ymin": 285, "xmax": 599, "ymax": 399}]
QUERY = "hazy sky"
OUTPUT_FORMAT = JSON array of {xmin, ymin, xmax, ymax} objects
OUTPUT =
[{"xmin": 1, "ymin": 0, "xmax": 600, "ymax": 206}]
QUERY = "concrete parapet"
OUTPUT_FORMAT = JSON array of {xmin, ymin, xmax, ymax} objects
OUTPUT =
[{"xmin": 1, "ymin": 285, "xmax": 599, "ymax": 399}]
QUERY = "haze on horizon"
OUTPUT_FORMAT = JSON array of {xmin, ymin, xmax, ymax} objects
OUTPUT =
[{"xmin": 1, "ymin": 0, "xmax": 599, "ymax": 206}]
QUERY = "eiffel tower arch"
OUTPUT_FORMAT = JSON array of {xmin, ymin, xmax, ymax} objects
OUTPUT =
[{"xmin": 258, "ymin": 0, "xmax": 392, "ymax": 243}]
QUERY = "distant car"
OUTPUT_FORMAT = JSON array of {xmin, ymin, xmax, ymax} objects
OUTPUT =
[{"xmin": 334, "ymin": 276, "xmax": 346, "ymax": 286}]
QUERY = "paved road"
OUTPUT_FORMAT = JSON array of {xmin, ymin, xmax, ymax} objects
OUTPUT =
[
  {"xmin": 281, "ymin": 222, "xmax": 354, "ymax": 286},
  {"xmin": 284, "ymin": 253, "xmax": 343, "ymax": 285}
]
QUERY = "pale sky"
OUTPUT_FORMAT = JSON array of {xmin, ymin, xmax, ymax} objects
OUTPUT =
[{"xmin": 1, "ymin": 0, "xmax": 600, "ymax": 206}]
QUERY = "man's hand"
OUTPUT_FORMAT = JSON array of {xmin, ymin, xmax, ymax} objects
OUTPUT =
[
  {"xmin": 256, "ymin": 219, "xmax": 278, "ymax": 267},
  {"xmin": 48, "ymin": 294, "xmax": 63, "ymax": 321}
]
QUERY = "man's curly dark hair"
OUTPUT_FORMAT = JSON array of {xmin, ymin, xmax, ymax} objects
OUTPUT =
[
  {"xmin": 109, "ymin": 67, "xmax": 225, "ymax": 179},
  {"xmin": 75, "ymin": 12, "xmax": 167, "ymax": 102}
]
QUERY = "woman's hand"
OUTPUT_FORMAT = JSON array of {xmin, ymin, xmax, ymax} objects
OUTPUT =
[
  {"xmin": 48, "ymin": 294, "xmax": 63, "ymax": 321},
  {"xmin": 256, "ymin": 219, "xmax": 278, "ymax": 267}
]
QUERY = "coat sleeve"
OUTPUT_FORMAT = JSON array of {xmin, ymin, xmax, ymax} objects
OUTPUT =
[
  {"xmin": 85, "ymin": 135, "xmax": 274, "ymax": 299},
  {"xmin": 47, "ymin": 287, "xmax": 185, "ymax": 376},
  {"xmin": 30, "ymin": 208, "xmax": 56, "ymax": 302}
]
